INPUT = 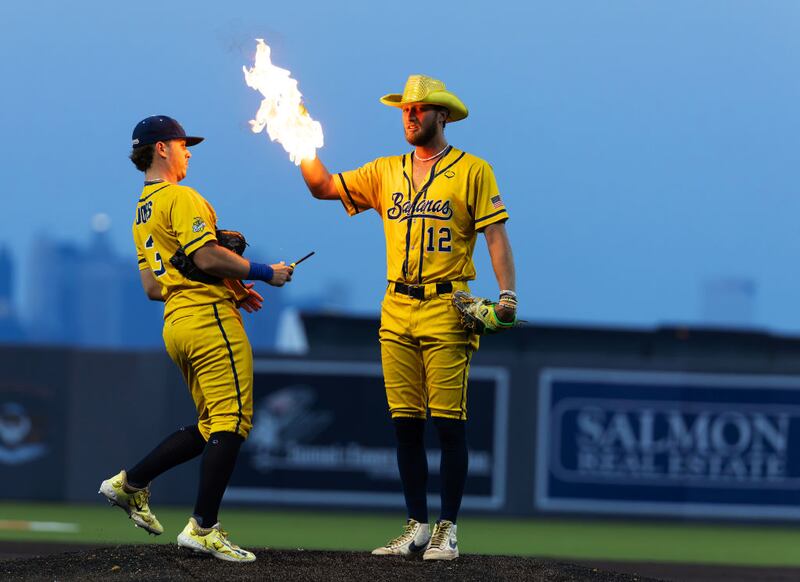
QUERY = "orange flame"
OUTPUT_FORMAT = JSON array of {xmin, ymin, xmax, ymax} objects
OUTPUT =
[{"xmin": 243, "ymin": 39, "xmax": 324, "ymax": 165}]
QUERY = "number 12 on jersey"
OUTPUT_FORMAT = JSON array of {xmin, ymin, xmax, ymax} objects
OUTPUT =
[
  {"xmin": 145, "ymin": 235, "xmax": 167, "ymax": 277},
  {"xmin": 426, "ymin": 226, "xmax": 452, "ymax": 253}
]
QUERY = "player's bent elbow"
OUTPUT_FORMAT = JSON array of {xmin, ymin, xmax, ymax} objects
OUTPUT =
[
  {"xmin": 310, "ymin": 186, "xmax": 334, "ymax": 200},
  {"xmin": 311, "ymin": 185, "xmax": 340, "ymax": 201},
  {"xmin": 147, "ymin": 288, "xmax": 164, "ymax": 301},
  {"xmin": 143, "ymin": 278, "xmax": 163, "ymax": 301},
  {"xmin": 140, "ymin": 270, "xmax": 164, "ymax": 301}
]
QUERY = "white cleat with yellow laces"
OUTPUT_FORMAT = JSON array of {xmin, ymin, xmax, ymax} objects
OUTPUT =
[
  {"xmin": 371, "ymin": 519, "xmax": 431, "ymax": 557},
  {"xmin": 423, "ymin": 519, "xmax": 459, "ymax": 561}
]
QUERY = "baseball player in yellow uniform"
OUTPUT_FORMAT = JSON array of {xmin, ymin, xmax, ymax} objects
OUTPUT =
[
  {"xmin": 100, "ymin": 115, "xmax": 293, "ymax": 562},
  {"xmin": 299, "ymin": 75, "xmax": 517, "ymax": 560}
]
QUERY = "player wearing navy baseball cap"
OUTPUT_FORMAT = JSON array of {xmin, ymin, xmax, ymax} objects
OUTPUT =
[
  {"xmin": 100, "ymin": 114, "xmax": 293, "ymax": 563},
  {"xmin": 131, "ymin": 115, "xmax": 204, "ymax": 148}
]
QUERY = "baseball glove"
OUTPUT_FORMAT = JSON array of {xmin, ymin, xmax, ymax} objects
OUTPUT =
[
  {"xmin": 169, "ymin": 229, "xmax": 248, "ymax": 283},
  {"xmin": 452, "ymin": 290, "xmax": 518, "ymax": 335}
]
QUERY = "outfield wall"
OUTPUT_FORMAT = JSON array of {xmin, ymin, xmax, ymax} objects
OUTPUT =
[{"xmin": 3, "ymin": 314, "xmax": 800, "ymax": 521}]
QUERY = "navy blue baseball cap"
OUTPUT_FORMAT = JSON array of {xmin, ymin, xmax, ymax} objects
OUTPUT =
[{"xmin": 131, "ymin": 115, "xmax": 204, "ymax": 148}]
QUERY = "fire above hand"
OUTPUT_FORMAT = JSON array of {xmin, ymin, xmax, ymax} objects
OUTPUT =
[{"xmin": 243, "ymin": 39, "xmax": 324, "ymax": 165}]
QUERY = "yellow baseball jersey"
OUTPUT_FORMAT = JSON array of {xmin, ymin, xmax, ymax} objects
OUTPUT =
[
  {"xmin": 132, "ymin": 182, "xmax": 239, "ymax": 318},
  {"xmin": 334, "ymin": 146, "xmax": 509, "ymax": 284}
]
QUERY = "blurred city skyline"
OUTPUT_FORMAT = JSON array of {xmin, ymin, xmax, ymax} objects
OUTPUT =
[{"xmin": 1, "ymin": 0, "xmax": 799, "ymax": 341}]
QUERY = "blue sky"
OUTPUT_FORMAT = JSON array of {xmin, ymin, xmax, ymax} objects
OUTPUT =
[{"xmin": 1, "ymin": 1, "xmax": 798, "ymax": 333}]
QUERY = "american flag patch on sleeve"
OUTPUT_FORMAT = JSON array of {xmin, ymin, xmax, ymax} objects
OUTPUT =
[{"xmin": 491, "ymin": 195, "xmax": 503, "ymax": 209}]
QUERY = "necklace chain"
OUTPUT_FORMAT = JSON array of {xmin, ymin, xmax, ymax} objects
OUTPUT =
[{"xmin": 413, "ymin": 144, "xmax": 449, "ymax": 162}]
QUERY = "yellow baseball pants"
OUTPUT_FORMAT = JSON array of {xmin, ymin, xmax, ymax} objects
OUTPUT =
[
  {"xmin": 163, "ymin": 300, "xmax": 253, "ymax": 440},
  {"xmin": 380, "ymin": 281, "xmax": 479, "ymax": 420}
]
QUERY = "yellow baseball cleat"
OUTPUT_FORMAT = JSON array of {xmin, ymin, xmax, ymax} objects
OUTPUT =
[
  {"xmin": 423, "ymin": 520, "xmax": 459, "ymax": 561},
  {"xmin": 98, "ymin": 470, "xmax": 164, "ymax": 535},
  {"xmin": 177, "ymin": 517, "xmax": 256, "ymax": 562}
]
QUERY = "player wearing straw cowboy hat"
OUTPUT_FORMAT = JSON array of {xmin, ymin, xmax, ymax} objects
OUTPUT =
[{"xmin": 299, "ymin": 74, "xmax": 517, "ymax": 561}]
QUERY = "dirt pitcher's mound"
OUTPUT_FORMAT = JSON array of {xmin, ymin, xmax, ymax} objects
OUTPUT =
[{"xmin": 0, "ymin": 544, "xmax": 662, "ymax": 582}]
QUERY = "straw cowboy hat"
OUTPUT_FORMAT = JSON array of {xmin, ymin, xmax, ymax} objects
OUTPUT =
[{"xmin": 380, "ymin": 75, "xmax": 469, "ymax": 122}]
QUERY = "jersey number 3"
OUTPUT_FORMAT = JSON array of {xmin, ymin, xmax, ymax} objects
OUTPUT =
[{"xmin": 145, "ymin": 235, "xmax": 167, "ymax": 277}]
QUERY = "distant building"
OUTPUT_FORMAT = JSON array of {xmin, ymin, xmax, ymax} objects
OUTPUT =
[
  {"xmin": 0, "ymin": 245, "xmax": 24, "ymax": 342},
  {"xmin": 26, "ymin": 222, "xmax": 162, "ymax": 348},
  {"xmin": 700, "ymin": 276, "xmax": 757, "ymax": 329}
]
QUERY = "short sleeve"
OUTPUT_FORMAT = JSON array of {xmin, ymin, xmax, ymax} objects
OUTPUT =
[
  {"xmin": 334, "ymin": 159, "xmax": 382, "ymax": 216},
  {"xmin": 170, "ymin": 188, "xmax": 218, "ymax": 254},
  {"xmin": 472, "ymin": 162, "xmax": 509, "ymax": 232},
  {"xmin": 136, "ymin": 244, "xmax": 148, "ymax": 271}
]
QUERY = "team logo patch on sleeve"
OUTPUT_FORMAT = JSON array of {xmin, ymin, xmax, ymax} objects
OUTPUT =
[
  {"xmin": 491, "ymin": 195, "xmax": 504, "ymax": 209},
  {"xmin": 192, "ymin": 217, "xmax": 206, "ymax": 232}
]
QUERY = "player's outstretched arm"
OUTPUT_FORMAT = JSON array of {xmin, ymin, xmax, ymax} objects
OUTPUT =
[
  {"xmin": 193, "ymin": 242, "xmax": 294, "ymax": 287},
  {"xmin": 139, "ymin": 269, "xmax": 165, "ymax": 301},
  {"xmin": 483, "ymin": 222, "xmax": 517, "ymax": 322},
  {"xmin": 300, "ymin": 157, "xmax": 340, "ymax": 200}
]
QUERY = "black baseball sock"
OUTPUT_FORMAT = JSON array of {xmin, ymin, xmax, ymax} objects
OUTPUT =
[
  {"xmin": 394, "ymin": 417, "xmax": 429, "ymax": 524},
  {"xmin": 434, "ymin": 417, "xmax": 468, "ymax": 524},
  {"xmin": 126, "ymin": 425, "xmax": 206, "ymax": 489},
  {"xmin": 193, "ymin": 431, "xmax": 244, "ymax": 528}
]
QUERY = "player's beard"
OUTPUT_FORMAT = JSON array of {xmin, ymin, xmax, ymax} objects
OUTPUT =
[{"xmin": 405, "ymin": 120, "xmax": 438, "ymax": 147}]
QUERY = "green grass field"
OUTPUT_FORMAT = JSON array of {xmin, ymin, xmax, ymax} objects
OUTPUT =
[{"xmin": 1, "ymin": 502, "xmax": 799, "ymax": 567}]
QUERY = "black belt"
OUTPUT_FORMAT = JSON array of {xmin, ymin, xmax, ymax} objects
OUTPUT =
[{"xmin": 393, "ymin": 281, "xmax": 453, "ymax": 300}]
